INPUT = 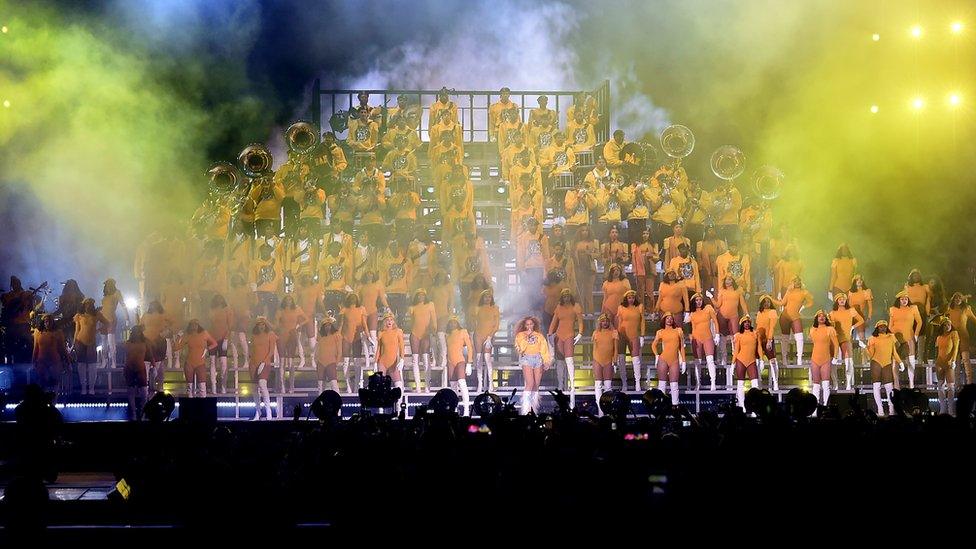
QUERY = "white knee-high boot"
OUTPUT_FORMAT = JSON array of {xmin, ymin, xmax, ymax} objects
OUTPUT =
[
  {"xmin": 937, "ymin": 382, "xmax": 948, "ymax": 414},
  {"xmin": 736, "ymin": 380, "xmax": 746, "ymax": 410},
  {"xmin": 706, "ymin": 355, "xmax": 716, "ymax": 391},
  {"xmin": 458, "ymin": 379, "xmax": 470, "ymax": 416},
  {"xmin": 329, "ymin": 379, "xmax": 340, "ymax": 393},
  {"xmin": 633, "ymin": 356, "xmax": 642, "ymax": 392},
  {"xmin": 907, "ymin": 356, "xmax": 916, "ymax": 389},
  {"xmin": 565, "ymin": 357, "xmax": 576, "ymax": 408},
  {"xmin": 883, "ymin": 382, "xmax": 896, "ymax": 415},
  {"xmin": 669, "ymin": 382, "xmax": 679, "ymax": 406},
  {"xmin": 717, "ymin": 336, "xmax": 727, "ymax": 366},
  {"xmin": 520, "ymin": 389, "xmax": 532, "ymax": 415},
  {"xmin": 343, "ymin": 358, "xmax": 353, "ymax": 394},
  {"xmin": 872, "ymin": 382, "xmax": 884, "ymax": 415},
  {"xmin": 844, "ymin": 358, "xmax": 854, "ymax": 390},
  {"xmin": 411, "ymin": 354, "xmax": 422, "ymax": 392},
  {"xmin": 531, "ymin": 390, "xmax": 540, "ymax": 414},
  {"xmin": 778, "ymin": 335, "xmax": 790, "ymax": 366},
  {"xmin": 617, "ymin": 354, "xmax": 627, "ymax": 391},
  {"xmin": 197, "ymin": 382, "xmax": 207, "ymax": 398},
  {"xmin": 237, "ymin": 332, "xmax": 249, "ymax": 368},
  {"xmin": 423, "ymin": 354, "xmax": 432, "ymax": 393},
  {"xmin": 437, "ymin": 332, "xmax": 448, "ymax": 386},
  {"xmin": 260, "ymin": 379, "xmax": 273, "ymax": 419},
  {"xmin": 594, "ymin": 378, "xmax": 604, "ymax": 415},
  {"xmin": 210, "ymin": 357, "xmax": 218, "ymax": 395},
  {"xmin": 769, "ymin": 359, "xmax": 780, "ymax": 391},
  {"xmin": 821, "ymin": 380, "xmax": 831, "ymax": 404},
  {"xmin": 485, "ymin": 354, "xmax": 495, "ymax": 392},
  {"xmin": 793, "ymin": 333, "xmax": 804, "ymax": 366},
  {"xmin": 394, "ymin": 380, "xmax": 406, "ymax": 413},
  {"xmin": 317, "ymin": 380, "xmax": 324, "ymax": 393},
  {"xmin": 219, "ymin": 357, "xmax": 228, "ymax": 394},
  {"xmin": 476, "ymin": 355, "xmax": 485, "ymax": 393},
  {"xmin": 78, "ymin": 363, "xmax": 89, "ymax": 395},
  {"xmin": 811, "ymin": 382, "xmax": 821, "ymax": 403},
  {"xmin": 947, "ymin": 385, "xmax": 956, "ymax": 416}
]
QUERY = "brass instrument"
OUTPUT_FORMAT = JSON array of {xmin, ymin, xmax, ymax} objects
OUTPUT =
[
  {"xmin": 238, "ymin": 143, "xmax": 274, "ymax": 178},
  {"xmin": 286, "ymin": 121, "xmax": 319, "ymax": 157}
]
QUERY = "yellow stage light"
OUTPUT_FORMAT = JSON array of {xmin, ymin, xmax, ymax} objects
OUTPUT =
[
  {"xmin": 951, "ymin": 21, "xmax": 964, "ymax": 34},
  {"xmin": 911, "ymin": 97, "xmax": 925, "ymax": 110},
  {"xmin": 948, "ymin": 93, "xmax": 961, "ymax": 107},
  {"xmin": 1, "ymin": 25, "xmax": 8, "ymax": 34},
  {"xmin": 2, "ymin": 100, "xmax": 9, "ymax": 108},
  {"xmin": 910, "ymin": 25, "xmax": 923, "ymax": 38},
  {"xmin": 870, "ymin": 105, "xmax": 879, "ymax": 114},
  {"xmin": 872, "ymin": 33, "xmax": 880, "ymax": 41}
]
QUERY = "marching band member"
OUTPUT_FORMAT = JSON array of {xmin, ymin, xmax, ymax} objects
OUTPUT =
[
  {"xmin": 315, "ymin": 313, "xmax": 343, "ymax": 393},
  {"xmin": 429, "ymin": 87, "xmax": 459, "ymax": 126},
  {"xmin": 497, "ymin": 109, "xmax": 525, "ymax": 160},
  {"xmin": 407, "ymin": 227, "xmax": 437, "ymax": 293},
  {"xmin": 591, "ymin": 314, "xmax": 618, "ymax": 412},
  {"xmin": 546, "ymin": 240, "xmax": 578, "ymax": 303},
  {"xmin": 889, "ymin": 290, "xmax": 922, "ymax": 389},
  {"xmin": 779, "ymin": 276, "xmax": 813, "ymax": 367},
  {"xmin": 662, "ymin": 221, "xmax": 691, "ymax": 269},
  {"xmin": 620, "ymin": 177, "xmax": 653, "ymax": 245},
  {"xmin": 595, "ymin": 180, "xmax": 623, "ymax": 239},
  {"xmin": 755, "ymin": 295, "xmax": 780, "ymax": 391},
  {"xmin": 473, "ymin": 289, "xmax": 500, "ymax": 393},
  {"xmin": 339, "ymin": 292, "xmax": 371, "ymax": 393},
  {"xmin": 708, "ymin": 181, "xmax": 742, "ymax": 244},
  {"xmin": 356, "ymin": 168, "xmax": 387, "ymax": 246},
  {"xmin": 250, "ymin": 242, "xmax": 284, "ymax": 319},
  {"xmin": 948, "ymin": 293, "xmax": 975, "ymax": 384},
  {"xmin": 649, "ymin": 171, "xmax": 687, "ymax": 247},
  {"xmin": 514, "ymin": 315, "xmax": 553, "ymax": 415},
  {"xmin": 571, "ymin": 225, "xmax": 600, "ymax": 313},
  {"xmin": 933, "ymin": 316, "xmax": 959, "ymax": 414},
  {"xmin": 408, "ymin": 289, "xmax": 437, "ymax": 393},
  {"xmin": 866, "ymin": 320, "xmax": 899, "ymax": 416},
  {"xmin": 600, "ymin": 225, "xmax": 630, "ymax": 270},
  {"xmin": 566, "ymin": 106, "xmax": 596, "ymax": 151},
  {"xmin": 682, "ymin": 178, "xmax": 708, "ymax": 243},
  {"xmin": 696, "ymin": 226, "xmax": 727, "ymax": 296},
  {"xmin": 526, "ymin": 95, "xmax": 558, "ymax": 151},
  {"xmin": 430, "ymin": 131, "xmax": 465, "ymax": 186},
  {"xmin": 444, "ymin": 316, "xmax": 474, "ymax": 416},
  {"xmin": 347, "ymin": 105, "xmax": 379, "ymax": 154},
  {"xmin": 715, "ymin": 240, "xmax": 752, "ymax": 296},
  {"xmin": 567, "ymin": 92, "xmax": 599, "ymax": 125},
  {"xmin": 773, "ymin": 245, "xmax": 802, "ymax": 299},
  {"xmin": 314, "ymin": 131, "xmax": 348, "ymax": 190},
  {"xmin": 732, "ymin": 315, "xmax": 760, "ymax": 410},
  {"xmin": 248, "ymin": 174, "xmax": 285, "ymax": 239},
  {"xmin": 389, "ymin": 177, "xmax": 421, "ymax": 243},
  {"xmin": 632, "ymin": 228, "xmax": 660, "ymax": 308},
  {"xmin": 564, "ymin": 181, "xmax": 597, "ymax": 236},
  {"xmin": 319, "ymin": 241, "xmax": 353, "ymax": 315},
  {"xmin": 488, "ymin": 87, "xmax": 518, "ymax": 142},
  {"xmin": 668, "ymin": 242, "xmax": 702, "ymax": 296},
  {"xmin": 602, "ymin": 130, "xmax": 628, "ymax": 177},
  {"xmin": 174, "ymin": 318, "xmax": 218, "ymax": 397},
  {"xmin": 714, "ymin": 275, "xmax": 749, "ymax": 369},
  {"xmin": 249, "ymin": 317, "xmax": 278, "ymax": 420},
  {"xmin": 539, "ymin": 131, "xmax": 576, "ymax": 180},
  {"xmin": 207, "ymin": 294, "xmax": 234, "ymax": 394},
  {"xmin": 378, "ymin": 239, "xmax": 413, "ymax": 322},
  {"xmin": 381, "ymin": 116, "xmax": 421, "ymax": 155},
  {"xmin": 828, "ymin": 244, "xmax": 857, "ymax": 296},
  {"xmin": 429, "ymin": 108, "xmax": 464, "ymax": 151},
  {"xmin": 516, "ymin": 217, "xmax": 549, "ymax": 308},
  {"xmin": 583, "ymin": 156, "xmax": 612, "ymax": 189},
  {"xmin": 297, "ymin": 274, "xmax": 324, "ymax": 370},
  {"xmin": 548, "ymin": 288, "xmax": 584, "ymax": 405},
  {"xmin": 809, "ymin": 310, "xmax": 839, "ymax": 409},
  {"xmin": 829, "ymin": 293, "xmax": 864, "ymax": 390},
  {"xmin": 651, "ymin": 312, "xmax": 686, "ymax": 405},
  {"xmin": 375, "ymin": 312, "xmax": 407, "ymax": 411},
  {"xmin": 689, "ymin": 293, "xmax": 720, "ymax": 391}
]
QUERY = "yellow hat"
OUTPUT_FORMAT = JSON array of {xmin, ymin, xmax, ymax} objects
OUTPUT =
[
  {"xmin": 895, "ymin": 290, "xmax": 909, "ymax": 300},
  {"xmin": 559, "ymin": 288, "xmax": 573, "ymax": 297},
  {"xmin": 597, "ymin": 313, "xmax": 612, "ymax": 325},
  {"xmin": 382, "ymin": 310, "xmax": 396, "ymax": 323},
  {"xmin": 874, "ymin": 319, "xmax": 888, "ymax": 328},
  {"xmin": 758, "ymin": 294, "xmax": 773, "ymax": 305},
  {"xmin": 833, "ymin": 292, "xmax": 847, "ymax": 302},
  {"xmin": 690, "ymin": 292, "xmax": 704, "ymax": 302},
  {"xmin": 738, "ymin": 314, "xmax": 752, "ymax": 325}
]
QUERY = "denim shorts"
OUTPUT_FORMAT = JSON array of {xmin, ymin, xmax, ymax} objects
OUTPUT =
[{"xmin": 519, "ymin": 354, "xmax": 544, "ymax": 369}]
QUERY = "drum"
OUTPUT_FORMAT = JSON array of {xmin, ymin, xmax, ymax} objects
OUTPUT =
[
  {"xmin": 576, "ymin": 148, "xmax": 594, "ymax": 167},
  {"xmin": 554, "ymin": 172, "xmax": 575, "ymax": 190}
]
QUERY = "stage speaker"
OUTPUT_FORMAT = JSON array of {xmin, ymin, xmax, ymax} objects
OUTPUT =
[{"xmin": 178, "ymin": 397, "xmax": 218, "ymax": 424}]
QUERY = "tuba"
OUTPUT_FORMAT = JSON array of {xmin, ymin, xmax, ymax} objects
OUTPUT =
[
  {"xmin": 207, "ymin": 161, "xmax": 240, "ymax": 197},
  {"xmin": 286, "ymin": 121, "xmax": 319, "ymax": 157},
  {"xmin": 238, "ymin": 143, "xmax": 274, "ymax": 178}
]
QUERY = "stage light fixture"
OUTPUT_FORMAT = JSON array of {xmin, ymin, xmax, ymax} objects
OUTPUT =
[
  {"xmin": 951, "ymin": 21, "xmax": 963, "ymax": 34},
  {"xmin": 910, "ymin": 25, "xmax": 923, "ymax": 39},
  {"xmin": 870, "ymin": 105, "xmax": 879, "ymax": 114},
  {"xmin": 872, "ymin": 33, "xmax": 880, "ymax": 41},
  {"xmin": 1, "ymin": 25, "xmax": 7, "ymax": 34},
  {"xmin": 144, "ymin": 391, "xmax": 176, "ymax": 423},
  {"xmin": 428, "ymin": 388, "xmax": 459, "ymax": 414},
  {"xmin": 598, "ymin": 389, "xmax": 629, "ymax": 418},
  {"xmin": 2, "ymin": 100, "xmax": 9, "ymax": 108},
  {"xmin": 496, "ymin": 186, "xmax": 506, "ymax": 194},
  {"xmin": 948, "ymin": 93, "xmax": 961, "ymax": 107},
  {"xmin": 124, "ymin": 296, "xmax": 139, "ymax": 310},
  {"xmin": 472, "ymin": 391, "xmax": 502, "ymax": 416},
  {"xmin": 911, "ymin": 96, "xmax": 925, "ymax": 111}
]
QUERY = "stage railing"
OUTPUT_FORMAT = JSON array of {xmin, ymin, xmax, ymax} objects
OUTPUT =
[{"xmin": 308, "ymin": 80, "xmax": 611, "ymax": 144}]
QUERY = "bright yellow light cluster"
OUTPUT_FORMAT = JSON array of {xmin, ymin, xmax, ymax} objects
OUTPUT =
[
  {"xmin": 2, "ymin": 100, "xmax": 10, "ymax": 108},
  {"xmin": 911, "ymin": 96, "xmax": 925, "ymax": 110},
  {"xmin": 870, "ymin": 105, "xmax": 879, "ymax": 114},
  {"xmin": 872, "ymin": 33, "xmax": 880, "ymax": 41},
  {"xmin": 951, "ymin": 21, "xmax": 964, "ymax": 34},
  {"xmin": 1, "ymin": 25, "xmax": 8, "ymax": 34},
  {"xmin": 910, "ymin": 25, "xmax": 923, "ymax": 39},
  {"xmin": 948, "ymin": 93, "xmax": 962, "ymax": 107}
]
